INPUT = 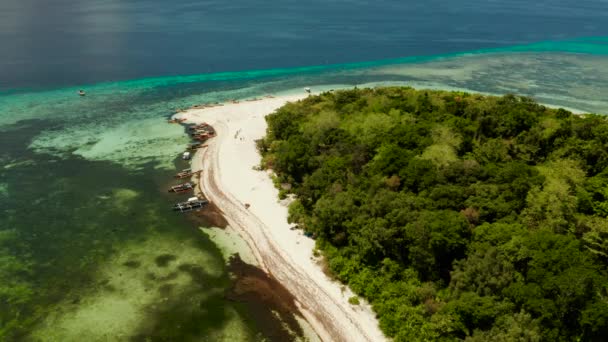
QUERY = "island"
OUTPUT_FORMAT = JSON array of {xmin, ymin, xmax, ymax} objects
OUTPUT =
[{"xmin": 177, "ymin": 87, "xmax": 608, "ymax": 342}]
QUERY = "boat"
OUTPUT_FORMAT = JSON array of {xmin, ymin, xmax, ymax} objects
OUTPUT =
[
  {"xmin": 190, "ymin": 126, "xmax": 215, "ymax": 135},
  {"xmin": 191, "ymin": 129, "xmax": 214, "ymax": 136},
  {"xmin": 188, "ymin": 142, "xmax": 203, "ymax": 150},
  {"xmin": 175, "ymin": 168, "xmax": 196, "ymax": 179},
  {"xmin": 191, "ymin": 131, "xmax": 215, "ymax": 139},
  {"xmin": 193, "ymin": 133, "xmax": 215, "ymax": 141},
  {"xmin": 173, "ymin": 197, "xmax": 209, "ymax": 212},
  {"xmin": 168, "ymin": 118, "xmax": 187, "ymax": 124},
  {"xmin": 182, "ymin": 151, "xmax": 191, "ymax": 160},
  {"xmin": 188, "ymin": 122, "xmax": 211, "ymax": 130},
  {"xmin": 78, "ymin": 90, "xmax": 86, "ymax": 96},
  {"xmin": 168, "ymin": 182, "xmax": 194, "ymax": 193}
]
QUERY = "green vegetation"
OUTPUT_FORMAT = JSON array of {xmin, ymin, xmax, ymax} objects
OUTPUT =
[
  {"xmin": 260, "ymin": 87, "xmax": 608, "ymax": 341},
  {"xmin": 349, "ymin": 296, "xmax": 360, "ymax": 305}
]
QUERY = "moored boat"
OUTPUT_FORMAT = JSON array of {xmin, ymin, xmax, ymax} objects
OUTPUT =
[
  {"xmin": 174, "ymin": 168, "xmax": 198, "ymax": 179},
  {"xmin": 188, "ymin": 123, "xmax": 211, "ymax": 131},
  {"xmin": 168, "ymin": 118, "xmax": 187, "ymax": 124},
  {"xmin": 187, "ymin": 142, "xmax": 203, "ymax": 150},
  {"xmin": 168, "ymin": 182, "xmax": 193, "ymax": 193},
  {"xmin": 190, "ymin": 127, "xmax": 215, "ymax": 136},
  {"xmin": 172, "ymin": 197, "xmax": 209, "ymax": 212},
  {"xmin": 193, "ymin": 133, "xmax": 215, "ymax": 141}
]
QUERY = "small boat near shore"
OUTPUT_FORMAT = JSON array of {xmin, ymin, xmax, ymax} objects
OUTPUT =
[
  {"xmin": 173, "ymin": 197, "xmax": 209, "ymax": 212},
  {"xmin": 192, "ymin": 132, "xmax": 216, "ymax": 141},
  {"xmin": 187, "ymin": 142, "xmax": 206, "ymax": 150},
  {"xmin": 168, "ymin": 182, "xmax": 194, "ymax": 193},
  {"xmin": 191, "ymin": 128, "xmax": 215, "ymax": 135},
  {"xmin": 174, "ymin": 168, "xmax": 199, "ymax": 179},
  {"xmin": 168, "ymin": 118, "xmax": 187, "ymax": 124},
  {"xmin": 188, "ymin": 123, "xmax": 214, "ymax": 132}
]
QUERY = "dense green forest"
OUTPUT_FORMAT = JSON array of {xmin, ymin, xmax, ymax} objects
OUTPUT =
[{"xmin": 258, "ymin": 87, "xmax": 608, "ymax": 341}]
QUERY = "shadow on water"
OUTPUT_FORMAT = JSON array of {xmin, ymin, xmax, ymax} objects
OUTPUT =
[
  {"xmin": 227, "ymin": 255, "xmax": 306, "ymax": 341},
  {"xmin": 127, "ymin": 254, "xmax": 306, "ymax": 342}
]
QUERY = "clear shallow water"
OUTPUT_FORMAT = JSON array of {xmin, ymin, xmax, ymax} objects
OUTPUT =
[
  {"xmin": 2, "ymin": 1, "xmax": 608, "ymax": 339},
  {"xmin": 0, "ymin": 121, "xmax": 267, "ymax": 340}
]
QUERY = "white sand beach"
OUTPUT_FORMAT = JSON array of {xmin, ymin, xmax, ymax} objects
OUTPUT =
[{"xmin": 175, "ymin": 94, "xmax": 387, "ymax": 342}]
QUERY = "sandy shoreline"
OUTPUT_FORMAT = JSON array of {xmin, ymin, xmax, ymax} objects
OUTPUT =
[{"xmin": 175, "ymin": 94, "xmax": 387, "ymax": 342}]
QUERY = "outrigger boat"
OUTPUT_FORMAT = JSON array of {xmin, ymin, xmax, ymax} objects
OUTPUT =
[
  {"xmin": 174, "ymin": 168, "xmax": 199, "ymax": 179},
  {"xmin": 191, "ymin": 131, "xmax": 215, "ymax": 137},
  {"xmin": 168, "ymin": 118, "xmax": 187, "ymax": 124},
  {"xmin": 193, "ymin": 133, "xmax": 215, "ymax": 141},
  {"xmin": 188, "ymin": 122, "xmax": 211, "ymax": 131},
  {"xmin": 187, "ymin": 142, "xmax": 205, "ymax": 150},
  {"xmin": 191, "ymin": 129, "xmax": 210, "ymax": 135},
  {"xmin": 173, "ymin": 197, "xmax": 209, "ymax": 212},
  {"xmin": 168, "ymin": 182, "xmax": 193, "ymax": 193},
  {"xmin": 190, "ymin": 127, "xmax": 215, "ymax": 136}
]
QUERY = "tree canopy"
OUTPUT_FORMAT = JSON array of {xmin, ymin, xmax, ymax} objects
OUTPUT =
[{"xmin": 260, "ymin": 87, "xmax": 608, "ymax": 341}]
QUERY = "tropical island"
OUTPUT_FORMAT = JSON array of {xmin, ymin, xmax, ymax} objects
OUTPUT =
[
  {"xmin": 255, "ymin": 87, "xmax": 608, "ymax": 341},
  {"xmin": 166, "ymin": 86, "xmax": 608, "ymax": 341}
]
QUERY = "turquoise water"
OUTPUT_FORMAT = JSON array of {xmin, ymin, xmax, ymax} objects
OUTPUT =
[
  {"xmin": 5, "ymin": 36, "xmax": 608, "ymax": 96},
  {"xmin": 1, "ymin": 39, "xmax": 608, "ymax": 340}
]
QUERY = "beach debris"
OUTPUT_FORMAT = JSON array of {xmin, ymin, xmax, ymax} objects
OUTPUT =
[
  {"xmin": 168, "ymin": 182, "xmax": 194, "ymax": 193},
  {"xmin": 172, "ymin": 196, "xmax": 209, "ymax": 212},
  {"xmin": 182, "ymin": 151, "xmax": 191, "ymax": 160},
  {"xmin": 244, "ymin": 203, "xmax": 250, "ymax": 209}
]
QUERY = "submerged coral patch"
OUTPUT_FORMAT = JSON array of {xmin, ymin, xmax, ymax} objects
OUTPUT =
[
  {"xmin": 154, "ymin": 254, "xmax": 177, "ymax": 267},
  {"xmin": 30, "ymin": 230, "xmax": 248, "ymax": 341}
]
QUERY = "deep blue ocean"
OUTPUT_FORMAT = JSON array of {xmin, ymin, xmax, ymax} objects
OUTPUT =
[
  {"xmin": 2, "ymin": 0, "xmax": 608, "ymax": 90},
  {"xmin": 1, "ymin": 1, "xmax": 608, "ymax": 341}
]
